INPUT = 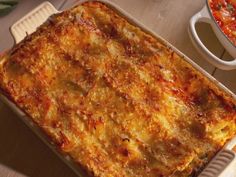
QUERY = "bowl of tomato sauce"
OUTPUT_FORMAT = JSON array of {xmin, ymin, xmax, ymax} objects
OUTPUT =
[{"xmin": 189, "ymin": 0, "xmax": 236, "ymax": 70}]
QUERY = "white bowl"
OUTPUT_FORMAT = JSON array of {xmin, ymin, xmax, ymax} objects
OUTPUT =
[{"xmin": 188, "ymin": 0, "xmax": 236, "ymax": 70}]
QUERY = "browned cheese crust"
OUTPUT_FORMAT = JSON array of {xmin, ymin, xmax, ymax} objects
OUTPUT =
[{"xmin": 0, "ymin": 1, "xmax": 236, "ymax": 177}]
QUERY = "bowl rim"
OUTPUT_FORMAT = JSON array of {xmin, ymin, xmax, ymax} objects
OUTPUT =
[{"xmin": 206, "ymin": 0, "xmax": 236, "ymax": 49}]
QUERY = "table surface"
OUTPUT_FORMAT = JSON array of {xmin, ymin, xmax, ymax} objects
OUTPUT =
[{"xmin": 0, "ymin": 0, "xmax": 235, "ymax": 177}]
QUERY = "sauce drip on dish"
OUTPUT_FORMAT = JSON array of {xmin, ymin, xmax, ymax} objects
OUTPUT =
[{"xmin": 209, "ymin": 0, "xmax": 236, "ymax": 46}]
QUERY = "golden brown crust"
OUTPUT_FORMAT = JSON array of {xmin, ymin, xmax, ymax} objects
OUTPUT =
[{"xmin": 0, "ymin": 1, "xmax": 236, "ymax": 177}]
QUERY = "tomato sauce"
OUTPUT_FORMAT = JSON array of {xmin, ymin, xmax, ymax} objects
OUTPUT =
[{"xmin": 209, "ymin": 0, "xmax": 236, "ymax": 46}]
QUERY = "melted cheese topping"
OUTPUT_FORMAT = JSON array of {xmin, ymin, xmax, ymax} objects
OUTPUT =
[{"xmin": 0, "ymin": 2, "xmax": 236, "ymax": 177}]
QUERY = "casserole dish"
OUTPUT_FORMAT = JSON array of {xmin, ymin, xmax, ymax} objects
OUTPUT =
[
  {"xmin": 189, "ymin": 0, "xmax": 236, "ymax": 70},
  {"xmin": 0, "ymin": 1, "xmax": 236, "ymax": 176}
]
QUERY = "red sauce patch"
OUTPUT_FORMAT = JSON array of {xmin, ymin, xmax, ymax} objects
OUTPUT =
[{"xmin": 209, "ymin": 0, "xmax": 236, "ymax": 46}]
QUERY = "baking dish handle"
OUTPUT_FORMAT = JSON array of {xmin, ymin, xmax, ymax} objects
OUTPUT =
[
  {"xmin": 188, "ymin": 5, "xmax": 236, "ymax": 70},
  {"xmin": 10, "ymin": 1, "xmax": 58, "ymax": 44},
  {"xmin": 199, "ymin": 136, "xmax": 236, "ymax": 177}
]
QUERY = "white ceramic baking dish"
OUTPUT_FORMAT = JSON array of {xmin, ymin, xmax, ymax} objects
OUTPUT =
[
  {"xmin": 0, "ymin": 1, "xmax": 236, "ymax": 176},
  {"xmin": 189, "ymin": 0, "xmax": 236, "ymax": 70}
]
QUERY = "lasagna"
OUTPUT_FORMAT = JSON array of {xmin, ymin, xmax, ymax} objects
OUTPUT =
[{"xmin": 0, "ymin": 1, "xmax": 236, "ymax": 177}]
